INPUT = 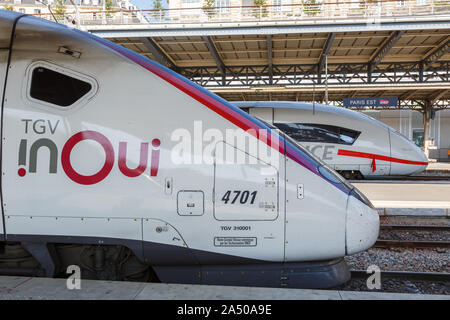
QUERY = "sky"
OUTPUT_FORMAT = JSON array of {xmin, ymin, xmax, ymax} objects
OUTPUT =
[{"xmin": 131, "ymin": 0, "xmax": 169, "ymax": 10}]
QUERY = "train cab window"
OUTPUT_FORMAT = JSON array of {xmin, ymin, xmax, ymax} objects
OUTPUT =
[
  {"xmin": 274, "ymin": 123, "xmax": 339, "ymax": 144},
  {"xmin": 338, "ymin": 128, "xmax": 360, "ymax": 145},
  {"xmin": 274, "ymin": 123, "xmax": 360, "ymax": 145},
  {"xmin": 30, "ymin": 67, "xmax": 92, "ymax": 107}
]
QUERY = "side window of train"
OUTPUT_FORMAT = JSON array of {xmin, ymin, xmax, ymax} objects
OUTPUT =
[
  {"xmin": 274, "ymin": 123, "xmax": 360, "ymax": 145},
  {"xmin": 25, "ymin": 62, "xmax": 97, "ymax": 110}
]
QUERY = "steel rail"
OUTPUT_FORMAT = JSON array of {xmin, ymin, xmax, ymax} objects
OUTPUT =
[
  {"xmin": 351, "ymin": 270, "xmax": 450, "ymax": 282},
  {"xmin": 374, "ymin": 240, "xmax": 450, "ymax": 249},
  {"xmin": 380, "ymin": 225, "xmax": 450, "ymax": 232}
]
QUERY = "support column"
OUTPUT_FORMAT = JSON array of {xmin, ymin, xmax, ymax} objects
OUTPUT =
[
  {"xmin": 419, "ymin": 61, "xmax": 424, "ymax": 83},
  {"xmin": 267, "ymin": 35, "xmax": 273, "ymax": 85},
  {"xmin": 202, "ymin": 36, "xmax": 226, "ymax": 86},
  {"xmin": 317, "ymin": 33, "xmax": 335, "ymax": 86},
  {"xmin": 422, "ymin": 101, "xmax": 432, "ymax": 159},
  {"xmin": 317, "ymin": 65, "xmax": 322, "ymax": 84}
]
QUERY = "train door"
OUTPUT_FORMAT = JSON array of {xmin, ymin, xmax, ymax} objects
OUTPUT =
[
  {"xmin": 1, "ymin": 15, "xmax": 141, "ymax": 248},
  {"xmin": 283, "ymin": 134, "xmax": 347, "ymax": 262},
  {"xmin": 0, "ymin": 40, "xmax": 4, "ymax": 240},
  {"xmin": 0, "ymin": 47, "xmax": 6, "ymax": 241},
  {"xmin": 0, "ymin": 11, "xmax": 15, "ymax": 242},
  {"xmin": 212, "ymin": 140, "xmax": 285, "ymax": 262}
]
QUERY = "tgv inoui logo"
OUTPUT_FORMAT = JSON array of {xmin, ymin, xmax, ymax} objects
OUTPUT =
[{"xmin": 17, "ymin": 119, "xmax": 161, "ymax": 185}]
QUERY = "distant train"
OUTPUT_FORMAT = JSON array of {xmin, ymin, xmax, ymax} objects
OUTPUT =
[
  {"xmin": 0, "ymin": 10, "xmax": 379, "ymax": 289},
  {"xmin": 234, "ymin": 102, "xmax": 429, "ymax": 179}
]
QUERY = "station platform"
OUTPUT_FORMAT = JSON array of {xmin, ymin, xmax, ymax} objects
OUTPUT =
[
  {"xmin": 353, "ymin": 182, "xmax": 450, "ymax": 216},
  {"xmin": 427, "ymin": 162, "xmax": 450, "ymax": 170},
  {"xmin": 420, "ymin": 162, "xmax": 450, "ymax": 176},
  {"xmin": 0, "ymin": 276, "xmax": 448, "ymax": 300}
]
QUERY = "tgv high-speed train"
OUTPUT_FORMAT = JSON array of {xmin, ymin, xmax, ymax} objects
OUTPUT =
[
  {"xmin": 0, "ymin": 10, "xmax": 378, "ymax": 288},
  {"xmin": 234, "ymin": 102, "xmax": 429, "ymax": 179}
]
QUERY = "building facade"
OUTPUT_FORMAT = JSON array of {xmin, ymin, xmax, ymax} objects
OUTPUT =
[
  {"xmin": 0, "ymin": 0, "xmax": 147, "ymax": 24},
  {"xmin": 166, "ymin": 0, "xmax": 438, "ymax": 23}
]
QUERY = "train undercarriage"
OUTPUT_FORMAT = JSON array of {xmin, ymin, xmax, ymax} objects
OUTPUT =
[
  {"xmin": 336, "ymin": 170, "xmax": 365, "ymax": 180},
  {"xmin": 0, "ymin": 242, "xmax": 158, "ymax": 282},
  {"xmin": 0, "ymin": 241, "xmax": 351, "ymax": 288}
]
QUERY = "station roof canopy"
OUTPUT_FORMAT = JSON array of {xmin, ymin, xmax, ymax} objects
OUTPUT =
[
  {"xmin": 81, "ymin": 0, "xmax": 450, "ymax": 108},
  {"xmin": 104, "ymin": 29, "xmax": 450, "ymax": 67}
]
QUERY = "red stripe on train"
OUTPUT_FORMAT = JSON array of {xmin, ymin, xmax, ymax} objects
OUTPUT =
[{"xmin": 337, "ymin": 149, "xmax": 428, "ymax": 172}]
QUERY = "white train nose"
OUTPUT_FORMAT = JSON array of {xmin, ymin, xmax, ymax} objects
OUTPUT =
[
  {"xmin": 389, "ymin": 129, "xmax": 428, "ymax": 175},
  {"xmin": 345, "ymin": 191, "xmax": 379, "ymax": 255},
  {"xmin": 412, "ymin": 147, "xmax": 429, "ymax": 174}
]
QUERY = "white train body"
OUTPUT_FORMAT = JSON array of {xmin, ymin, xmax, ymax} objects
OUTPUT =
[
  {"xmin": 234, "ymin": 102, "xmax": 428, "ymax": 178},
  {"xmin": 0, "ymin": 10, "xmax": 379, "ymax": 288}
]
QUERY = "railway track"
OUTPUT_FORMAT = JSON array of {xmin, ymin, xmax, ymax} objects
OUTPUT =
[
  {"xmin": 351, "ymin": 270, "xmax": 450, "ymax": 283},
  {"xmin": 377, "ymin": 224, "xmax": 449, "ymax": 248},
  {"xmin": 374, "ymin": 240, "xmax": 450, "ymax": 249},
  {"xmin": 380, "ymin": 224, "xmax": 450, "ymax": 232},
  {"xmin": 348, "ymin": 222, "xmax": 449, "ymax": 293}
]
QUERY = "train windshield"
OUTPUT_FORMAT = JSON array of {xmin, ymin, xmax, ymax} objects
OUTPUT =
[
  {"xmin": 256, "ymin": 118, "xmax": 327, "ymax": 166},
  {"xmin": 274, "ymin": 123, "xmax": 360, "ymax": 145},
  {"xmin": 317, "ymin": 165, "xmax": 353, "ymax": 192},
  {"xmin": 281, "ymin": 128, "xmax": 353, "ymax": 193},
  {"xmin": 255, "ymin": 118, "xmax": 353, "ymax": 194}
]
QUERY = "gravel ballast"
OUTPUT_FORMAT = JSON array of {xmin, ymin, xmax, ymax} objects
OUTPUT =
[{"xmin": 336, "ymin": 247, "xmax": 449, "ymax": 295}]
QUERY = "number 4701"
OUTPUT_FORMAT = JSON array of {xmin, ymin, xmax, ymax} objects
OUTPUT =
[{"xmin": 221, "ymin": 190, "xmax": 257, "ymax": 204}]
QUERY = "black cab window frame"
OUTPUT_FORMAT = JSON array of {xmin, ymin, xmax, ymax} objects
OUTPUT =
[
  {"xmin": 25, "ymin": 61, "xmax": 98, "ymax": 111},
  {"xmin": 274, "ymin": 122, "xmax": 361, "ymax": 145}
]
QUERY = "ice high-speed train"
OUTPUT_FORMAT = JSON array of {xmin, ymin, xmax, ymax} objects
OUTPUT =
[
  {"xmin": 234, "ymin": 102, "xmax": 429, "ymax": 179},
  {"xmin": 0, "ymin": 10, "xmax": 379, "ymax": 288}
]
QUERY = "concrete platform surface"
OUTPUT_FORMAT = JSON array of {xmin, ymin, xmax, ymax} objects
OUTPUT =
[
  {"xmin": 427, "ymin": 162, "xmax": 450, "ymax": 171},
  {"xmin": 353, "ymin": 182, "xmax": 450, "ymax": 210},
  {"xmin": 421, "ymin": 162, "xmax": 450, "ymax": 176},
  {"xmin": 0, "ymin": 276, "xmax": 448, "ymax": 300},
  {"xmin": 376, "ymin": 207, "xmax": 449, "ymax": 216}
]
